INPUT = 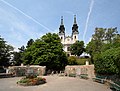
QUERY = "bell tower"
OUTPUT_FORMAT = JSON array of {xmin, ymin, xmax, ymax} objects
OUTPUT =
[
  {"xmin": 72, "ymin": 15, "xmax": 79, "ymax": 43},
  {"xmin": 59, "ymin": 16, "xmax": 65, "ymax": 43}
]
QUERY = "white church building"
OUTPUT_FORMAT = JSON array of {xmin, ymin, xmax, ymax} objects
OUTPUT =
[{"xmin": 58, "ymin": 15, "xmax": 79, "ymax": 56}]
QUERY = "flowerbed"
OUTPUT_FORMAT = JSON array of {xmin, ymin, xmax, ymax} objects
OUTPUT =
[{"xmin": 17, "ymin": 77, "xmax": 46, "ymax": 86}]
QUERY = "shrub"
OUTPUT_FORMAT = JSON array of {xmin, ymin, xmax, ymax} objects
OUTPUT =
[
  {"xmin": 94, "ymin": 47, "xmax": 120, "ymax": 75},
  {"xmin": 68, "ymin": 56, "xmax": 77, "ymax": 65}
]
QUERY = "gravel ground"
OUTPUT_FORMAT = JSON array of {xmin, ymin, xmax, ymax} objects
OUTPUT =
[{"xmin": 0, "ymin": 75, "xmax": 111, "ymax": 91}]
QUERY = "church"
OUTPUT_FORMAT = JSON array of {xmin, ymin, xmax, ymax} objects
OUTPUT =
[{"xmin": 58, "ymin": 15, "xmax": 79, "ymax": 56}]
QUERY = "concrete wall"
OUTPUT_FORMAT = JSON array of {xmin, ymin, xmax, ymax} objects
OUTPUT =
[
  {"xmin": 8, "ymin": 65, "xmax": 46, "ymax": 76},
  {"xmin": 65, "ymin": 65, "xmax": 95, "ymax": 78}
]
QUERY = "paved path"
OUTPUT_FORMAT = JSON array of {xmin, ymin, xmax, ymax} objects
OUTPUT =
[{"xmin": 0, "ymin": 76, "xmax": 111, "ymax": 91}]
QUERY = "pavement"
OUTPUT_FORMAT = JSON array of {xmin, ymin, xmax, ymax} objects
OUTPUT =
[{"xmin": 0, "ymin": 75, "xmax": 111, "ymax": 91}]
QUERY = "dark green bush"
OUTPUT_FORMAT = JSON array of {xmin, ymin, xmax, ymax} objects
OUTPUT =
[{"xmin": 94, "ymin": 47, "xmax": 120, "ymax": 75}]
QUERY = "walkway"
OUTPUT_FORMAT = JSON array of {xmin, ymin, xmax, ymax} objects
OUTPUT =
[{"xmin": 0, "ymin": 76, "xmax": 111, "ymax": 91}]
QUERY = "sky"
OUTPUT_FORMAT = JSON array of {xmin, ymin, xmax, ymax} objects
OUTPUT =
[{"xmin": 0, "ymin": 0, "xmax": 120, "ymax": 51}]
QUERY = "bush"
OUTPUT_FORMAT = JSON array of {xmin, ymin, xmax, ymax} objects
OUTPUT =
[
  {"xmin": 68, "ymin": 56, "xmax": 91, "ymax": 65},
  {"xmin": 76, "ymin": 58, "xmax": 88, "ymax": 65},
  {"xmin": 94, "ymin": 47, "xmax": 120, "ymax": 75},
  {"xmin": 68, "ymin": 56, "xmax": 78, "ymax": 65}
]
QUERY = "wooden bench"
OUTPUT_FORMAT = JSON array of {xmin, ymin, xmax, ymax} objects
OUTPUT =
[
  {"xmin": 80, "ymin": 74, "xmax": 88, "ymax": 79},
  {"xmin": 92, "ymin": 77, "xmax": 105, "ymax": 84},
  {"xmin": 0, "ymin": 73, "xmax": 13, "ymax": 78},
  {"xmin": 109, "ymin": 82, "xmax": 120, "ymax": 91},
  {"xmin": 69, "ymin": 74, "xmax": 76, "ymax": 77}
]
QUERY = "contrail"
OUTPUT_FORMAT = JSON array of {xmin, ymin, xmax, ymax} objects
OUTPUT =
[
  {"xmin": 0, "ymin": 0, "xmax": 52, "ymax": 32},
  {"xmin": 83, "ymin": 0, "xmax": 94, "ymax": 42}
]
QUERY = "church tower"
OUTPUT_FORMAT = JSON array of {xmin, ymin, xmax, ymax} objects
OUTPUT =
[
  {"xmin": 58, "ymin": 15, "xmax": 79, "ymax": 56},
  {"xmin": 59, "ymin": 16, "xmax": 65, "ymax": 44},
  {"xmin": 72, "ymin": 15, "xmax": 79, "ymax": 43}
]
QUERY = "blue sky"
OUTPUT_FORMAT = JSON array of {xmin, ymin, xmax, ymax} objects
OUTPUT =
[{"xmin": 0, "ymin": 0, "xmax": 120, "ymax": 51}]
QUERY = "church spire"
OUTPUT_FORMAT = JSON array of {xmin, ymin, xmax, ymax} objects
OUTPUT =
[
  {"xmin": 74, "ymin": 15, "xmax": 77, "ymax": 24},
  {"xmin": 72, "ymin": 15, "xmax": 79, "ymax": 34},
  {"xmin": 61, "ymin": 16, "xmax": 63, "ymax": 25},
  {"xmin": 59, "ymin": 16, "xmax": 65, "ymax": 34}
]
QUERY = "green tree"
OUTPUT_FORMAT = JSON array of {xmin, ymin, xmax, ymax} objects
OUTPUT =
[
  {"xmin": 105, "ymin": 27, "xmax": 118, "ymax": 43},
  {"xmin": 26, "ymin": 39, "xmax": 34, "ymax": 48},
  {"xmin": 94, "ymin": 47, "xmax": 120, "ymax": 75},
  {"xmin": 0, "ymin": 36, "xmax": 13, "ymax": 66},
  {"xmin": 12, "ymin": 52, "xmax": 22, "ymax": 66},
  {"xmin": 70, "ymin": 41, "xmax": 84, "ymax": 57},
  {"xmin": 22, "ymin": 33, "xmax": 68, "ymax": 71},
  {"xmin": 86, "ymin": 28, "xmax": 106, "ymax": 63}
]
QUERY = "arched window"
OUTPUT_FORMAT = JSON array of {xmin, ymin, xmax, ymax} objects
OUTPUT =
[
  {"xmin": 74, "ymin": 36, "xmax": 76, "ymax": 39},
  {"xmin": 67, "ymin": 54, "xmax": 70, "ymax": 57},
  {"xmin": 61, "ymin": 37, "xmax": 63, "ymax": 39}
]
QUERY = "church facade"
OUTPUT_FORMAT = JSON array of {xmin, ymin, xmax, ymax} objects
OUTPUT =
[{"xmin": 58, "ymin": 15, "xmax": 79, "ymax": 56}]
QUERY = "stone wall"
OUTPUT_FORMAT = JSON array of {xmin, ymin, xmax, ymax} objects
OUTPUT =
[
  {"xmin": 8, "ymin": 65, "xmax": 46, "ymax": 76},
  {"xmin": 65, "ymin": 65, "xmax": 95, "ymax": 78}
]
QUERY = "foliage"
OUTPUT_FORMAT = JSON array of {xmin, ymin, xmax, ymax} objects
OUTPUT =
[
  {"xmin": 68, "ymin": 56, "xmax": 77, "ymax": 65},
  {"xmin": 12, "ymin": 46, "xmax": 26, "ymax": 66},
  {"xmin": 26, "ymin": 39, "xmax": 34, "ymax": 48},
  {"xmin": 70, "ymin": 41, "xmax": 84, "ymax": 57},
  {"xmin": 12, "ymin": 52, "xmax": 22, "ymax": 66},
  {"xmin": 68, "ymin": 56, "xmax": 89, "ymax": 65},
  {"xmin": 94, "ymin": 47, "xmax": 120, "ymax": 75},
  {"xmin": 0, "ymin": 36, "xmax": 14, "ymax": 66},
  {"xmin": 86, "ymin": 27, "xmax": 118, "ymax": 63},
  {"xmin": 105, "ymin": 27, "xmax": 118, "ymax": 43},
  {"xmin": 76, "ymin": 58, "xmax": 90, "ymax": 65},
  {"xmin": 22, "ymin": 33, "xmax": 68, "ymax": 71}
]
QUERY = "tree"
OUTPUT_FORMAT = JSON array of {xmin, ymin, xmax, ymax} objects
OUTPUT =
[
  {"xmin": 18, "ymin": 45, "xmax": 25, "ymax": 52},
  {"xmin": 94, "ymin": 47, "xmax": 120, "ymax": 75},
  {"xmin": 26, "ymin": 39, "xmax": 34, "ymax": 48},
  {"xmin": 0, "ymin": 36, "xmax": 14, "ymax": 66},
  {"xmin": 70, "ymin": 41, "xmax": 84, "ymax": 57},
  {"xmin": 105, "ymin": 27, "xmax": 118, "ymax": 43},
  {"xmin": 86, "ymin": 28, "xmax": 106, "ymax": 63},
  {"xmin": 22, "ymin": 33, "xmax": 68, "ymax": 71},
  {"xmin": 12, "ymin": 52, "xmax": 22, "ymax": 66}
]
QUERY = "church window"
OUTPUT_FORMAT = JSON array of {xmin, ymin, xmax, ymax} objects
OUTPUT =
[
  {"xmin": 74, "ymin": 36, "xmax": 76, "ymax": 39},
  {"xmin": 61, "ymin": 37, "xmax": 63, "ymax": 39},
  {"xmin": 67, "ymin": 54, "xmax": 70, "ymax": 57}
]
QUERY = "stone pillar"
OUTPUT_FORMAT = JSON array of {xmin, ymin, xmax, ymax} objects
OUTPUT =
[{"xmin": 86, "ymin": 60, "xmax": 89, "ymax": 65}]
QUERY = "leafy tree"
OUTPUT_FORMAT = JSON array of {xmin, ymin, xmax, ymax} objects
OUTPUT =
[
  {"xmin": 92, "ymin": 28, "xmax": 106, "ymax": 52},
  {"xmin": 105, "ymin": 27, "xmax": 118, "ymax": 43},
  {"xmin": 26, "ymin": 39, "xmax": 34, "ymax": 48},
  {"xmin": 70, "ymin": 41, "xmax": 84, "ymax": 57},
  {"xmin": 86, "ymin": 27, "xmax": 114, "ymax": 63},
  {"xmin": 0, "ymin": 36, "xmax": 13, "ymax": 66},
  {"xmin": 94, "ymin": 47, "xmax": 120, "ymax": 75},
  {"xmin": 22, "ymin": 33, "xmax": 68, "ymax": 71},
  {"xmin": 12, "ymin": 46, "xmax": 26, "ymax": 66},
  {"xmin": 12, "ymin": 52, "xmax": 22, "ymax": 66},
  {"xmin": 85, "ymin": 40, "xmax": 96, "ymax": 63},
  {"xmin": 18, "ymin": 45, "xmax": 25, "ymax": 52}
]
